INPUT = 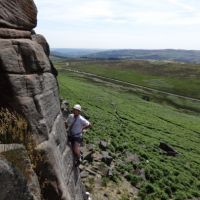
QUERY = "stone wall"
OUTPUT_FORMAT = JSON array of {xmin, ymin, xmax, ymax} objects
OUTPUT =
[{"xmin": 0, "ymin": 0, "xmax": 84, "ymax": 199}]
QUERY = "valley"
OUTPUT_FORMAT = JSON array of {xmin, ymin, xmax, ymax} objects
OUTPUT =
[{"xmin": 54, "ymin": 58, "xmax": 200, "ymax": 200}]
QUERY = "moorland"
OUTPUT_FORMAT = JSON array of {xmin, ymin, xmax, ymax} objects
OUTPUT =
[{"xmin": 53, "ymin": 56, "xmax": 200, "ymax": 200}]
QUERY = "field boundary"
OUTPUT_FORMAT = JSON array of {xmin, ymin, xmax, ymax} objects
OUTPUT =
[{"xmin": 64, "ymin": 68, "xmax": 200, "ymax": 103}]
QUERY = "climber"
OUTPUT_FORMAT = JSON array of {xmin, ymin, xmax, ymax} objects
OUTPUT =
[{"xmin": 66, "ymin": 104, "xmax": 91, "ymax": 166}]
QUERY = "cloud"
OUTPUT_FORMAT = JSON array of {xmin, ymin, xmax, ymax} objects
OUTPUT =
[
  {"xmin": 167, "ymin": 0, "xmax": 196, "ymax": 12},
  {"xmin": 35, "ymin": 0, "xmax": 113, "ymax": 21},
  {"xmin": 34, "ymin": 0, "xmax": 200, "ymax": 49},
  {"xmin": 76, "ymin": 1, "xmax": 113, "ymax": 18},
  {"xmin": 34, "ymin": 0, "xmax": 200, "ymax": 26},
  {"xmin": 37, "ymin": 26, "xmax": 200, "ymax": 49}
]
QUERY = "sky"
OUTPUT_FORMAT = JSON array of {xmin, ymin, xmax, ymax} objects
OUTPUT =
[{"xmin": 34, "ymin": 0, "xmax": 200, "ymax": 50}]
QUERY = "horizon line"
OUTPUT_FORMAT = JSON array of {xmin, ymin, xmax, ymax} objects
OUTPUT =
[{"xmin": 50, "ymin": 48, "xmax": 200, "ymax": 51}]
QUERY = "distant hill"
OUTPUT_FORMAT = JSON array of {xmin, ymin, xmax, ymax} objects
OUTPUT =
[
  {"xmin": 51, "ymin": 48, "xmax": 200, "ymax": 63},
  {"xmin": 51, "ymin": 48, "xmax": 103, "ymax": 58},
  {"xmin": 86, "ymin": 49, "xmax": 200, "ymax": 63}
]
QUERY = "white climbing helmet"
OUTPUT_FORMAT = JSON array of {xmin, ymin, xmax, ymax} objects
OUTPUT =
[{"xmin": 73, "ymin": 104, "xmax": 81, "ymax": 111}]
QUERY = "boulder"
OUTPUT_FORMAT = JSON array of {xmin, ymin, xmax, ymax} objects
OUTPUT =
[
  {"xmin": 80, "ymin": 171, "xmax": 89, "ymax": 179},
  {"xmin": 86, "ymin": 144, "xmax": 95, "ymax": 152},
  {"xmin": 142, "ymin": 96, "xmax": 150, "ymax": 101},
  {"xmin": 0, "ymin": 0, "xmax": 37, "ymax": 30},
  {"xmin": 84, "ymin": 152, "xmax": 93, "ymax": 163},
  {"xmin": 107, "ymin": 168, "xmax": 113, "ymax": 177},
  {"xmin": 159, "ymin": 142, "xmax": 178, "ymax": 156},
  {"xmin": 125, "ymin": 152, "xmax": 140, "ymax": 164},
  {"xmin": 99, "ymin": 141, "xmax": 108, "ymax": 151},
  {"xmin": 95, "ymin": 163, "xmax": 109, "ymax": 176},
  {"xmin": 92, "ymin": 152, "xmax": 103, "ymax": 162},
  {"xmin": 101, "ymin": 151, "xmax": 113, "ymax": 166}
]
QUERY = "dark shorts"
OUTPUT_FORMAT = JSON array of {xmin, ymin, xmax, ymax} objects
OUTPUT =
[{"xmin": 68, "ymin": 135, "xmax": 83, "ymax": 144}]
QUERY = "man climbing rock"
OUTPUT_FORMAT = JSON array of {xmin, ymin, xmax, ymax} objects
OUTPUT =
[{"xmin": 66, "ymin": 104, "xmax": 91, "ymax": 166}]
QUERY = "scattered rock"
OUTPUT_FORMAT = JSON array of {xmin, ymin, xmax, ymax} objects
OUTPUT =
[
  {"xmin": 101, "ymin": 151, "xmax": 113, "ymax": 166},
  {"xmin": 159, "ymin": 142, "xmax": 178, "ymax": 156},
  {"xmin": 87, "ymin": 144, "xmax": 95, "ymax": 152},
  {"xmin": 85, "ymin": 168, "xmax": 96, "ymax": 176},
  {"xmin": 101, "ymin": 151, "xmax": 109, "ymax": 157},
  {"xmin": 125, "ymin": 151, "xmax": 140, "ymax": 164},
  {"xmin": 84, "ymin": 151, "xmax": 94, "ymax": 163},
  {"xmin": 82, "ymin": 160, "xmax": 89, "ymax": 166},
  {"xmin": 107, "ymin": 168, "xmax": 113, "ymax": 177},
  {"xmin": 81, "ymin": 171, "xmax": 89, "ymax": 179},
  {"xmin": 79, "ymin": 164, "xmax": 85, "ymax": 171},
  {"xmin": 142, "ymin": 96, "xmax": 150, "ymax": 101},
  {"xmin": 93, "ymin": 152, "xmax": 103, "ymax": 162},
  {"xmin": 99, "ymin": 141, "xmax": 108, "ymax": 150},
  {"xmin": 96, "ymin": 164, "xmax": 110, "ymax": 176}
]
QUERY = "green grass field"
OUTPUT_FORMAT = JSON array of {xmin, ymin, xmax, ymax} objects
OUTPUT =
[
  {"xmin": 58, "ymin": 70, "xmax": 200, "ymax": 200},
  {"xmin": 58, "ymin": 60, "xmax": 200, "ymax": 100}
]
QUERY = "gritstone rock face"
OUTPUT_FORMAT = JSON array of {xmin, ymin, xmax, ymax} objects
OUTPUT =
[
  {"xmin": 0, "ymin": 0, "xmax": 37, "ymax": 30},
  {"xmin": 0, "ymin": 0, "xmax": 85, "ymax": 199}
]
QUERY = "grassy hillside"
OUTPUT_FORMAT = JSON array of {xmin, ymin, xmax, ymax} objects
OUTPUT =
[
  {"xmin": 56, "ymin": 59, "xmax": 200, "ymax": 100},
  {"xmin": 58, "ymin": 71, "xmax": 200, "ymax": 200}
]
